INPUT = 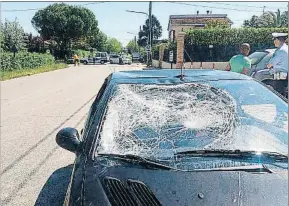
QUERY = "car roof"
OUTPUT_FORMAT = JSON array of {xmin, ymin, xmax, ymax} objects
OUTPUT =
[{"xmin": 110, "ymin": 69, "xmax": 252, "ymax": 81}]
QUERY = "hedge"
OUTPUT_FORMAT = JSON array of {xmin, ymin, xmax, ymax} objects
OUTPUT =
[
  {"xmin": 184, "ymin": 27, "xmax": 288, "ymax": 62},
  {"xmin": 1, "ymin": 52, "xmax": 55, "ymax": 71}
]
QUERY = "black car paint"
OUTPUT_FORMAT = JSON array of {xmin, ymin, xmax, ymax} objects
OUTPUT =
[
  {"xmin": 59, "ymin": 70, "xmax": 288, "ymax": 206},
  {"xmin": 67, "ymin": 159, "xmax": 288, "ymax": 206}
]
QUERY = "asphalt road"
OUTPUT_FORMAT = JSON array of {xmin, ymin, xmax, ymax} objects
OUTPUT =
[{"xmin": 1, "ymin": 63, "xmax": 145, "ymax": 206}]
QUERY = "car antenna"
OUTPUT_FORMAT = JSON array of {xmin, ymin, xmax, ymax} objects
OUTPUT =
[
  {"xmin": 177, "ymin": 55, "xmax": 186, "ymax": 81},
  {"xmin": 176, "ymin": 49, "xmax": 189, "ymax": 81}
]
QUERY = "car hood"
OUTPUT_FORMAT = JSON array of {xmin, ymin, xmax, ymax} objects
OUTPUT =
[{"xmin": 82, "ymin": 162, "xmax": 288, "ymax": 206}]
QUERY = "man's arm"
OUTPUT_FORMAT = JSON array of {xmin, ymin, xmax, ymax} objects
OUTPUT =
[
  {"xmin": 225, "ymin": 64, "xmax": 231, "ymax": 71},
  {"xmin": 267, "ymin": 51, "xmax": 285, "ymax": 72},
  {"xmin": 225, "ymin": 58, "xmax": 232, "ymax": 71},
  {"xmin": 242, "ymin": 57, "xmax": 251, "ymax": 75}
]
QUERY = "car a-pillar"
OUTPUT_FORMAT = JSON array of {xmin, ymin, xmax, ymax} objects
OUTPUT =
[{"xmin": 176, "ymin": 32, "xmax": 186, "ymax": 69}]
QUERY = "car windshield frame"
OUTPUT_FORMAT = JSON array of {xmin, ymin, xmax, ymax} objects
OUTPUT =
[{"xmin": 91, "ymin": 78, "xmax": 288, "ymax": 162}]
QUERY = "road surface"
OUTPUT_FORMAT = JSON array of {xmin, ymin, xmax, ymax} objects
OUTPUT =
[{"xmin": 1, "ymin": 63, "xmax": 145, "ymax": 206}]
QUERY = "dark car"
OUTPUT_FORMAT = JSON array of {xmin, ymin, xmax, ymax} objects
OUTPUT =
[{"xmin": 56, "ymin": 69, "xmax": 288, "ymax": 206}]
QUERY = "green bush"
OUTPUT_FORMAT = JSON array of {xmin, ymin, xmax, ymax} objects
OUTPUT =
[
  {"xmin": 1, "ymin": 52, "xmax": 55, "ymax": 71},
  {"xmin": 184, "ymin": 27, "xmax": 288, "ymax": 62},
  {"xmin": 185, "ymin": 28, "xmax": 288, "ymax": 45}
]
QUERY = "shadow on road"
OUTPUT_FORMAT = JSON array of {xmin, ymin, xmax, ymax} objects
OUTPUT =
[{"xmin": 34, "ymin": 164, "xmax": 73, "ymax": 206}]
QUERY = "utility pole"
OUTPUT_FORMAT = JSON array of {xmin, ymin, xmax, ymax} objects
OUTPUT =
[
  {"xmin": 134, "ymin": 36, "xmax": 137, "ymax": 52},
  {"xmin": 263, "ymin": 6, "xmax": 266, "ymax": 14},
  {"xmin": 148, "ymin": 1, "xmax": 152, "ymax": 67}
]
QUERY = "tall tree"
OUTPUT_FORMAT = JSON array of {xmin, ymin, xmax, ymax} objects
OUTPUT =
[
  {"xmin": 243, "ymin": 15, "xmax": 259, "ymax": 28},
  {"xmin": 126, "ymin": 39, "xmax": 140, "ymax": 53},
  {"xmin": 1, "ymin": 18, "xmax": 26, "ymax": 52},
  {"xmin": 137, "ymin": 29, "xmax": 148, "ymax": 47},
  {"xmin": 88, "ymin": 31, "xmax": 108, "ymax": 51},
  {"xmin": 257, "ymin": 12, "xmax": 276, "ymax": 28},
  {"xmin": 31, "ymin": 3, "xmax": 99, "ymax": 53},
  {"xmin": 105, "ymin": 37, "xmax": 122, "ymax": 53},
  {"xmin": 243, "ymin": 10, "xmax": 287, "ymax": 28},
  {"xmin": 281, "ymin": 11, "xmax": 288, "ymax": 27},
  {"xmin": 138, "ymin": 15, "xmax": 162, "ymax": 46}
]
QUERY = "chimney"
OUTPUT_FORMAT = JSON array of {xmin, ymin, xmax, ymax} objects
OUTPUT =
[
  {"xmin": 206, "ymin": 10, "xmax": 209, "ymax": 14},
  {"xmin": 197, "ymin": 11, "xmax": 199, "ymax": 15}
]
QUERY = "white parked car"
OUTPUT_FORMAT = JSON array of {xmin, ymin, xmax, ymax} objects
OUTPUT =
[
  {"xmin": 121, "ymin": 55, "xmax": 132, "ymax": 65},
  {"xmin": 110, "ymin": 55, "xmax": 121, "ymax": 64},
  {"xmin": 81, "ymin": 57, "xmax": 102, "ymax": 65}
]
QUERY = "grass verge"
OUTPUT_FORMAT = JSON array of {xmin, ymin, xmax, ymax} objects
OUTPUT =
[{"xmin": 1, "ymin": 63, "xmax": 68, "ymax": 81}]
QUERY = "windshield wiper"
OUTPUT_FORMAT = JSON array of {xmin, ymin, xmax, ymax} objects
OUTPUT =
[
  {"xmin": 97, "ymin": 153, "xmax": 176, "ymax": 170},
  {"xmin": 174, "ymin": 149, "xmax": 288, "ymax": 162}
]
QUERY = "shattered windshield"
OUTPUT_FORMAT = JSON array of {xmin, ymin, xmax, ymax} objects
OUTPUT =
[{"xmin": 96, "ymin": 81, "xmax": 288, "ymax": 160}]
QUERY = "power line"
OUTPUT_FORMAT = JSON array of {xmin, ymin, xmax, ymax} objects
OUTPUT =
[
  {"xmin": 1, "ymin": 2, "xmax": 106, "ymax": 12},
  {"xmin": 166, "ymin": 2, "xmax": 266, "ymax": 13},
  {"xmin": 204, "ymin": 2, "xmax": 281, "ymax": 10}
]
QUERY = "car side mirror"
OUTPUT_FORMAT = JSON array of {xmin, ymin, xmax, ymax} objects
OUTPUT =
[{"xmin": 56, "ymin": 127, "xmax": 81, "ymax": 153}]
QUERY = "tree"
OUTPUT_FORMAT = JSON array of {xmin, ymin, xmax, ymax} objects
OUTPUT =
[
  {"xmin": 243, "ymin": 10, "xmax": 288, "ymax": 28},
  {"xmin": 0, "ymin": 23, "xmax": 4, "ymax": 51},
  {"xmin": 126, "ymin": 39, "xmax": 137, "ymax": 53},
  {"xmin": 257, "ymin": 12, "xmax": 276, "ymax": 28},
  {"xmin": 25, "ymin": 32, "xmax": 45, "ymax": 53},
  {"xmin": 138, "ymin": 15, "xmax": 162, "ymax": 46},
  {"xmin": 88, "ymin": 31, "xmax": 108, "ymax": 51},
  {"xmin": 105, "ymin": 38, "xmax": 122, "ymax": 53},
  {"xmin": 243, "ymin": 15, "xmax": 259, "ymax": 28},
  {"xmin": 31, "ymin": 3, "xmax": 99, "ymax": 53},
  {"xmin": 281, "ymin": 11, "xmax": 288, "ymax": 27},
  {"xmin": 1, "ymin": 18, "xmax": 26, "ymax": 52},
  {"xmin": 204, "ymin": 19, "xmax": 230, "ymax": 29},
  {"xmin": 137, "ymin": 29, "xmax": 148, "ymax": 47}
]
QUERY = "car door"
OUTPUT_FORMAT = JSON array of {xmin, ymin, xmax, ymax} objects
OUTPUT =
[
  {"xmin": 101, "ymin": 53, "xmax": 107, "ymax": 61},
  {"xmin": 87, "ymin": 57, "xmax": 93, "ymax": 64}
]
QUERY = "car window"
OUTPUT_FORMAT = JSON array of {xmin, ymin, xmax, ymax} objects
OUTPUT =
[
  {"xmin": 101, "ymin": 53, "xmax": 107, "ymax": 57},
  {"xmin": 96, "ymin": 81, "xmax": 287, "ymax": 160},
  {"xmin": 248, "ymin": 51, "xmax": 268, "ymax": 65},
  {"xmin": 96, "ymin": 53, "xmax": 101, "ymax": 57}
]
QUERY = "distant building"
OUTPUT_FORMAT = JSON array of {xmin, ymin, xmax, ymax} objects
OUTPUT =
[{"xmin": 168, "ymin": 11, "xmax": 233, "ymax": 42}]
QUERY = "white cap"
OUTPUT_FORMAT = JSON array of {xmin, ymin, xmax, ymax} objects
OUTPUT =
[{"xmin": 272, "ymin": 33, "xmax": 288, "ymax": 38}]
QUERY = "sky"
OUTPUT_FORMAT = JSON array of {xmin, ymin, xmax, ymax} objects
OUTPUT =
[{"xmin": 1, "ymin": 1, "xmax": 288, "ymax": 46}]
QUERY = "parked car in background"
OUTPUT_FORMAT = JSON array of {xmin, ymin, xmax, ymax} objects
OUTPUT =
[
  {"xmin": 247, "ymin": 49, "xmax": 276, "ymax": 78},
  {"xmin": 81, "ymin": 57, "xmax": 102, "ymax": 65},
  {"xmin": 132, "ymin": 52, "xmax": 143, "ymax": 62},
  {"xmin": 109, "ymin": 54, "xmax": 121, "ymax": 64},
  {"xmin": 56, "ymin": 69, "xmax": 287, "ymax": 206},
  {"xmin": 95, "ymin": 52, "xmax": 109, "ymax": 64},
  {"xmin": 247, "ymin": 49, "xmax": 288, "ymax": 98},
  {"xmin": 121, "ymin": 55, "xmax": 132, "ymax": 65}
]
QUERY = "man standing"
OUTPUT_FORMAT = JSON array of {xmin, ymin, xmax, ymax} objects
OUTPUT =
[
  {"xmin": 226, "ymin": 43, "xmax": 251, "ymax": 75},
  {"xmin": 266, "ymin": 33, "xmax": 288, "ymax": 97}
]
